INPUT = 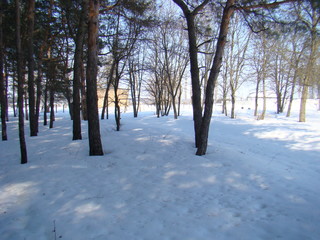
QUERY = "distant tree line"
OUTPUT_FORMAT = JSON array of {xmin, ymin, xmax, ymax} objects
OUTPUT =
[{"xmin": 0, "ymin": 0, "xmax": 319, "ymax": 162}]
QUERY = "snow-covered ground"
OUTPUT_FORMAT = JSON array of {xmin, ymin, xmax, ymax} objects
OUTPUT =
[{"xmin": 1, "ymin": 100, "xmax": 320, "ymax": 240}]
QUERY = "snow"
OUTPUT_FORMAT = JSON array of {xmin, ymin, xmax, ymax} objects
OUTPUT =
[{"xmin": 1, "ymin": 101, "xmax": 320, "ymax": 240}]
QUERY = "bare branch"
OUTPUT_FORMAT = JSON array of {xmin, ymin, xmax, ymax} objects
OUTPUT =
[
  {"xmin": 100, "ymin": 0, "xmax": 121, "ymax": 14},
  {"xmin": 193, "ymin": 0, "xmax": 210, "ymax": 15},
  {"xmin": 172, "ymin": 0, "xmax": 190, "ymax": 15},
  {"xmin": 235, "ymin": 0, "xmax": 298, "ymax": 12}
]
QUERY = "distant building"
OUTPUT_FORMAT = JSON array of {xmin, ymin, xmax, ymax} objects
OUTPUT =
[{"xmin": 97, "ymin": 88, "xmax": 129, "ymax": 108}]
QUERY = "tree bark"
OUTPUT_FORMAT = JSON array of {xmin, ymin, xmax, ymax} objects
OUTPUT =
[
  {"xmin": 86, "ymin": 0, "xmax": 103, "ymax": 156},
  {"xmin": 16, "ymin": 0, "xmax": 28, "ymax": 164},
  {"xmin": 230, "ymin": 89, "xmax": 236, "ymax": 118},
  {"xmin": 4, "ymin": 60, "xmax": 9, "ymax": 121},
  {"xmin": 0, "ymin": 1, "xmax": 7, "ymax": 140},
  {"xmin": 299, "ymin": 2, "xmax": 318, "ymax": 122},
  {"xmin": 27, "ymin": 0, "xmax": 37, "ymax": 136},
  {"xmin": 80, "ymin": 60, "xmax": 87, "ymax": 120},
  {"xmin": 299, "ymin": 82, "xmax": 308, "ymax": 122},
  {"xmin": 13, "ymin": 76, "xmax": 17, "ymax": 117},
  {"xmin": 43, "ymin": 79, "xmax": 48, "ymax": 126},
  {"xmin": 254, "ymin": 77, "xmax": 260, "ymax": 117},
  {"xmin": 114, "ymin": 61, "xmax": 121, "ymax": 131},
  {"xmin": 173, "ymin": 0, "xmax": 208, "ymax": 147},
  {"xmin": 35, "ymin": 45, "xmax": 44, "ymax": 133},
  {"xmin": 49, "ymin": 87, "xmax": 54, "ymax": 128},
  {"xmin": 260, "ymin": 76, "xmax": 267, "ymax": 120},
  {"xmin": 196, "ymin": 0, "xmax": 235, "ymax": 156},
  {"xmin": 185, "ymin": 12, "xmax": 202, "ymax": 147},
  {"xmin": 72, "ymin": 0, "xmax": 88, "ymax": 140},
  {"xmin": 101, "ymin": 60, "xmax": 115, "ymax": 120}
]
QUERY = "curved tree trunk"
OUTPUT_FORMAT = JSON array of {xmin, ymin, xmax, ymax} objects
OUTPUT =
[{"xmin": 196, "ymin": 0, "xmax": 234, "ymax": 156}]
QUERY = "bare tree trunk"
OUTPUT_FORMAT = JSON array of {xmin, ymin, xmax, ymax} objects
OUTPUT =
[
  {"xmin": 101, "ymin": 60, "xmax": 115, "ymax": 120},
  {"xmin": 230, "ymin": 90, "xmax": 236, "ymax": 119},
  {"xmin": 0, "ymin": 1, "xmax": 7, "ymax": 140},
  {"xmin": 35, "ymin": 46, "xmax": 43, "ymax": 133},
  {"xmin": 196, "ymin": 0, "xmax": 234, "ymax": 156},
  {"xmin": 16, "ymin": 0, "xmax": 28, "ymax": 164},
  {"xmin": 185, "ymin": 13, "xmax": 202, "ymax": 147},
  {"xmin": 260, "ymin": 77, "xmax": 267, "ymax": 120},
  {"xmin": 178, "ymin": 86, "xmax": 182, "ymax": 117},
  {"xmin": 101, "ymin": 80, "xmax": 112, "ymax": 120},
  {"xmin": 299, "ymin": 82, "xmax": 308, "ymax": 122},
  {"xmin": 299, "ymin": 3, "xmax": 318, "ymax": 122},
  {"xmin": 49, "ymin": 87, "xmax": 54, "ymax": 128},
  {"xmin": 25, "ymin": 94, "xmax": 28, "ymax": 121},
  {"xmin": 86, "ymin": 0, "xmax": 103, "ymax": 156},
  {"xmin": 27, "ymin": 0, "xmax": 37, "ymax": 136},
  {"xmin": 128, "ymin": 58, "xmax": 142, "ymax": 118},
  {"xmin": 4, "ymin": 60, "xmax": 9, "ymax": 121},
  {"xmin": 254, "ymin": 78, "xmax": 260, "ymax": 117},
  {"xmin": 80, "ymin": 60, "xmax": 87, "ymax": 120},
  {"xmin": 13, "ymin": 76, "xmax": 17, "ymax": 117},
  {"xmin": 43, "ymin": 79, "xmax": 48, "ymax": 126},
  {"xmin": 173, "ymin": 0, "xmax": 209, "ymax": 147},
  {"xmin": 286, "ymin": 72, "xmax": 297, "ymax": 117},
  {"xmin": 114, "ymin": 61, "xmax": 121, "ymax": 131},
  {"xmin": 72, "ymin": 0, "xmax": 88, "ymax": 140}
]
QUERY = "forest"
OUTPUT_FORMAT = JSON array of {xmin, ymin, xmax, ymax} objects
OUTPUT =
[{"xmin": 0, "ymin": 0, "xmax": 319, "ymax": 163}]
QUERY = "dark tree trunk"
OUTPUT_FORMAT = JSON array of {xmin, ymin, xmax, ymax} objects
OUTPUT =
[
  {"xmin": 173, "ymin": 0, "xmax": 210, "ymax": 148},
  {"xmin": 129, "ymin": 62, "xmax": 138, "ymax": 118},
  {"xmin": 16, "ymin": 0, "xmax": 28, "ymax": 164},
  {"xmin": 27, "ymin": 0, "xmax": 37, "ymax": 136},
  {"xmin": 4, "ymin": 59, "xmax": 9, "ymax": 121},
  {"xmin": 0, "ymin": 1, "xmax": 7, "ymax": 140},
  {"xmin": 86, "ymin": 0, "xmax": 103, "ymax": 156},
  {"xmin": 254, "ymin": 78, "xmax": 260, "ymax": 117},
  {"xmin": 230, "ymin": 91, "xmax": 236, "ymax": 119},
  {"xmin": 196, "ymin": 0, "xmax": 234, "ymax": 156},
  {"xmin": 178, "ymin": 86, "xmax": 182, "ymax": 117},
  {"xmin": 114, "ymin": 61, "xmax": 121, "ymax": 131},
  {"xmin": 101, "ymin": 60, "xmax": 115, "ymax": 120},
  {"xmin": 35, "ymin": 46, "xmax": 43, "ymax": 132},
  {"xmin": 43, "ymin": 79, "xmax": 48, "ymax": 126},
  {"xmin": 13, "ymin": 76, "xmax": 17, "ymax": 117},
  {"xmin": 80, "ymin": 60, "xmax": 87, "ymax": 120},
  {"xmin": 101, "ymin": 81, "xmax": 111, "ymax": 120},
  {"xmin": 24, "ymin": 95, "xmax": 28, "ymax": 121},
  {"xmin": 72, "ymin": 0, "xmax": 88, "ymax": 140},
  {"xmin": 49, "ymin": 88, "xmax": 54, "ymax": 129},
  {"xmin": 185, "ymin": 13, "xmax": 202, "ymax": 147},
  {"xmin": 49, "ymin": 62, "xmax": 55, "ymax": 129}
]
